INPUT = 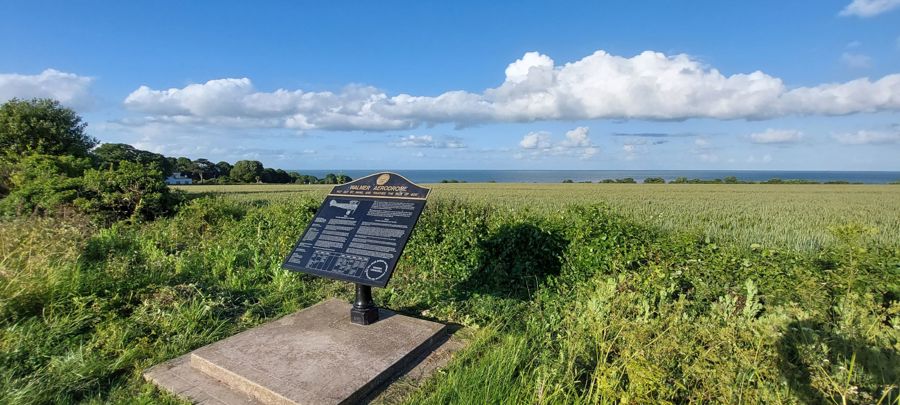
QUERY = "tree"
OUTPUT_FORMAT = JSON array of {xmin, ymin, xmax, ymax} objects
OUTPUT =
[
  {"xmin": 275, "ymin": 169, "xmax": 292, "ymax": 183},
  {"xmin": 230, "ymin": 160, "xmax": 264, "ymax": 183},
  {"xmin": 92, "ymin": 143, "xmax": 172, "ymax": 175},
  {"xmin": 320, "ymin": 173, "xmax": 348, "ymax": 184},
  {"xmin": 215, "ymin": 161, "xmax": 233, "ymax": 178},
  {"xmin": 261, "ymin": 168, "xmax": 292, "ymax": 184},
  {"xmin": 191, "ymin": 158, "xmax": 216, "ymax": 182},
  {"xmin": 293, "ymin": 174, "xmax": 319, "ymax": 184},
  {"xmin": 166, "ymin": 157, "xmax": 178, "ymax": 173},
  {"xmin": 91, "ymin": 143, "xmax": 134, "ymax": 166},
  {"xmin": 0, "ymin": 98, "xmax": 97, "ymax": 160},
  {"xmin": 261, "ymin": 168, "xmax": 277, "ymax": 183},
  {"xmin": 174, "ymin": 157, "xmax": 194, "ymax": 175}
]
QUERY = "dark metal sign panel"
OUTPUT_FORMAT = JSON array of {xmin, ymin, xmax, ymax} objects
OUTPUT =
[{"xmin": 282, "ymin": 172, "xmax": 430, "ymax": 287}]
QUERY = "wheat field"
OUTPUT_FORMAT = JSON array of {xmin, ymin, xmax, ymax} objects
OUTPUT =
[{"xmin": 176, "ymin": 183, "xmax": 900, "ymax": 250}]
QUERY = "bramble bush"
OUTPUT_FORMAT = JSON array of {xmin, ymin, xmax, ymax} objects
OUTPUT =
[
  {"xmin": 75, "ymin": 161, "xmax": 181, "ymax": 224},
  {"xmin": 0, "ymin": 154, "xmax": 91, "ymax": 217},
  {"xmin": 0, "ymin": 155, "xmax": 181, "ymax": 224}
]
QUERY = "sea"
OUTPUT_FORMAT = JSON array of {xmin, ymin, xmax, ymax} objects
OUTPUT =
[{"xmin": 293, "ymin": 170, "xmax": 900, "ymax": 184}]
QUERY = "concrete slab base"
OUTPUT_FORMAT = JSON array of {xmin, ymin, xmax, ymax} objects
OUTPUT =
[
  {"xmin": 145, "ymin": 299, "xmax": 449, "ymax": 405},
  {"xmin": 364, "ymin": 328, "xmax": 467, "ymax": 404}
]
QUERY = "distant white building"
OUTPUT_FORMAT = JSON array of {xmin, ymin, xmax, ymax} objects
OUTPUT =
[{"xmin": 165, "ymin": 172, "xmax": 192, "ymax": 185}]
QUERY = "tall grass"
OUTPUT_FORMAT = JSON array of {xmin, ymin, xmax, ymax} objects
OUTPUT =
[
  {"xmin": 0, "ymin": 198, "xmax": 340, "ymax": 403},
  {"xmin": 1, "ymin": 192, "xmax": 898, "ymax": 403},
  {"xmin": 403, "ymin": 204, "xmax": 899, "ymax": 404}
]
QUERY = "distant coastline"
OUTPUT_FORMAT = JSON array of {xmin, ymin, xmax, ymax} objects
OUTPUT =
[{"xmin": 290, "ymin": 170, "xmax": 900, "ymax": 184}]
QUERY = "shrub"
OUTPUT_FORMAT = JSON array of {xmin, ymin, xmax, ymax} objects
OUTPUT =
[
  {"xmin": 75, "ymin": 161, "xmax": 181, "ymax": 223},
  {"xmin": 0, "ymin": 154, "xmax": 91, "ymax": 216}
]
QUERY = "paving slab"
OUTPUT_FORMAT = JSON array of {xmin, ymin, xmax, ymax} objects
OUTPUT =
[
  {"xmin": 145, "ymin": 355, "xmax": 263, "ymax": 405},
  {"xmin": 145, "ymin": 299, "xmax": 447, "ymax": 405}
]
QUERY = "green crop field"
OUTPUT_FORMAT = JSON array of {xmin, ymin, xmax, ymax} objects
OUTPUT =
[
  {"xmin": 177, "ymin": 183, "xmax": 900, "ymax": 251},
  {"xmin": 3, "ymin": 183, "xmax": 899, "ymax": 404}
]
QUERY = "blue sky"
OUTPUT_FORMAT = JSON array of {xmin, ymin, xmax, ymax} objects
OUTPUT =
[{"xmin": 1, "ymin": 0, "xmax": 899, "ymax": 170}]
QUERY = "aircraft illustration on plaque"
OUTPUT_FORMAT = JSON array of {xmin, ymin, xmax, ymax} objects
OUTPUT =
[{"xmin": 329, "ymin": 200, "xmax": 360, "ymax": 217}]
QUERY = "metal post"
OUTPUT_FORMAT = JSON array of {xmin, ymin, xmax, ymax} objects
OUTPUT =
[{"xmin": 350, "ymin": 284, "xmax": 379, "ymax": 325}]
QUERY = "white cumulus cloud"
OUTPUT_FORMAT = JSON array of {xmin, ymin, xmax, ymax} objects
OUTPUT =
[
  {"xmin": 123, "ymin": 50, "xmax": 900, "ymax": 131},
  {"xmin": 519, "ymin": 131, "xmax": 551, "ymax": 149},
  {"xmin": 125, "ymin": 80, "xmax": 414, "ymax": 131},
  {"xmin": 561, "ymin": 126, "xmax": 591, "ymax": 147},
  {"xmin": 518, "ymin": 127, "xmax": 597, "ymax": 159},
  {"xmin": 0, "ymin": 69, "xmax": 93, "ymax": 107},
  {"xmin": 749, "ymin": 129, "xmax": 804, "ymax": 144},
  {"xmin": 840, "ymin": 0, "xmax": 900, "ymax": 17}
]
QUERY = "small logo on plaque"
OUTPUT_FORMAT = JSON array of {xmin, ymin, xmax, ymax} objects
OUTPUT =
[
  {"xmin": 376, "ymin": 173, "xmax": 391, "ymax": 185},
  {"xmin": 365, "ymin": 260, "xmax": 388, "ymax": 281}
]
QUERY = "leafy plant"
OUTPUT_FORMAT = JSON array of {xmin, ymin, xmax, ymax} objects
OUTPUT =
[
  {"xmin": 0, "ymin": 154, "xmax": 91, "ymax": 217},
  {"xmin": 75, "ymin": 161, "xmax": 181, "ymax": 223}
]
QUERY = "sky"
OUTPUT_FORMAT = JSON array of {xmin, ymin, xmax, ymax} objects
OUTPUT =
[{"xmin": 1, "ymin": 0, "xmax": 899, "ymax": 171}]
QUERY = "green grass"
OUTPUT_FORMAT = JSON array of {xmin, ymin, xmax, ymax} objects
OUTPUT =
[
  {"xmin": 177, "ymin": 183, "xmax": 900, "ymax": 251},
  {"xmin": 2, "ymin": 185, "xmax": 898, "ymax": 403}
]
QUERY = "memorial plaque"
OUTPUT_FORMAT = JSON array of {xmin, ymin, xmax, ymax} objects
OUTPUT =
[{"xmin": 282, "ymin": 172, "xmax": 429, "ymax": 288}]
